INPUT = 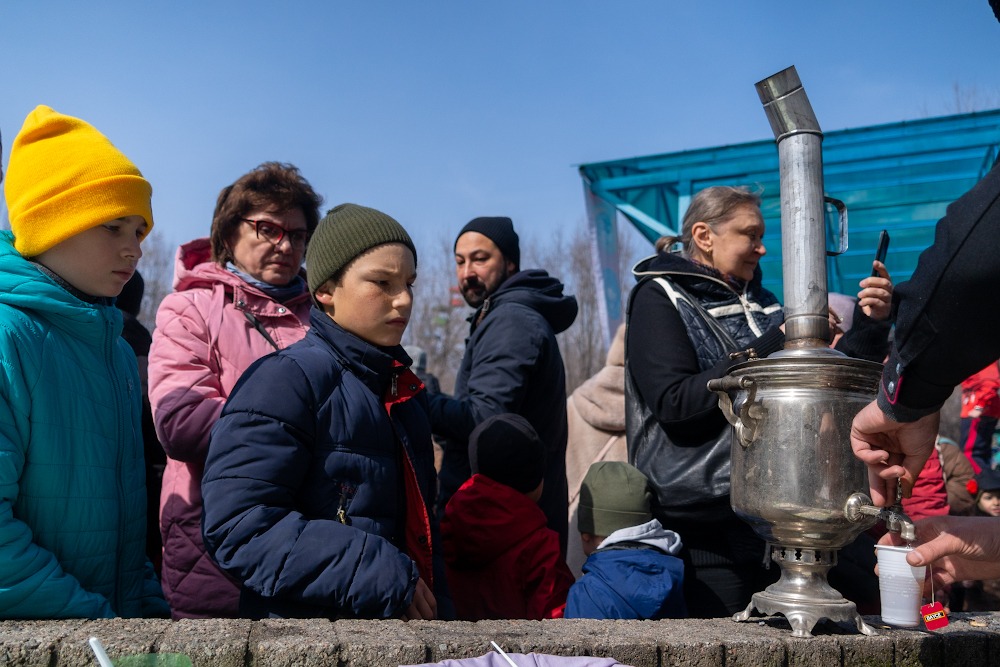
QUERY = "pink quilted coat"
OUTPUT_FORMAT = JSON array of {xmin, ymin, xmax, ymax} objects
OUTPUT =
[{"xmin": 148, "ymin": 238, "xmax": 310, "ymax": 618}]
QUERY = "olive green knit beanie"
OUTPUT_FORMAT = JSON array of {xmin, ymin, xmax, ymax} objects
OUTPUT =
[
  {"xmin": 306, "ymin": 203, "xmax": 417, "ymax": 295},
  {"xmin": 578, "ymin": 461, "xmax": 653, "ymax": 537}
]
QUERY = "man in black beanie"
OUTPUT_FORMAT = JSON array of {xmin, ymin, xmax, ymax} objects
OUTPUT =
[{"xmin": 427, "ymin": 216, "xmax": 579, "ymax": 552}]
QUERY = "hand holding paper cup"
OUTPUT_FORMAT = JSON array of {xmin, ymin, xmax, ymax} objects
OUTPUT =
[{"xmin": 875, "ymin": 544, "xmax": 926, "ymax": 627}]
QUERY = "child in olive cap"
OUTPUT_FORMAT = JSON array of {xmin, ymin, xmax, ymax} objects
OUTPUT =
[
  {"xmin": 0, "ymin": 105, "xmax": 167, "ymax": 618},
  {"xmin": 442, "ymin": 413, "xmax": 575, "ymax": 620},
  {"xmin": 203, "ymin": 203, "xmax": 450, "ymax": 621},
  {"xmin": 565, "ymin": 461, "xmax": 687, "ymax": 619}
]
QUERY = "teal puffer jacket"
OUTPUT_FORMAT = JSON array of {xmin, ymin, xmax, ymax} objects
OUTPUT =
[{"xmin": 0, "ymin": 232, "xmax": 167, "ymax": 618}]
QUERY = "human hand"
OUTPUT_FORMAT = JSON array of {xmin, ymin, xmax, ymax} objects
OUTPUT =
[
  {"xmin": 858, "ymin": 261, "xmax": 893, "ymax": 321},
  {"xmin": 401, "ymin": 577, "xmax": 437, "ymax": 621},
  {"xmin": 849, "ymin": 400, "xmax": 939, "ymax": 505},
  {"xmin": 878, "ymin": 515, "xmax": 1000, "ymax": 590}
]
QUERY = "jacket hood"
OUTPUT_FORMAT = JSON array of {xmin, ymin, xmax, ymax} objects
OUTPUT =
[
  {"xmin": 479, "ymin": 269, "xmax": 578, "ymax": 334},
  {"xmin": 599, "ymin": 518, "xmax": 683, "ymax": 555},
  {"xmin": 171, "ymin": 237, "xmax": 308, "ymax": 300},
  {"xmin": 0, "ymin": 231, "xmax": 121, "ymax": 343},
  {"xmin": 632, "ymin": 251, "xmax": 764, "ymax": 292},
  {"xmin": 443, "ymin": 474, "xmax": 549, "ymax": 567}
]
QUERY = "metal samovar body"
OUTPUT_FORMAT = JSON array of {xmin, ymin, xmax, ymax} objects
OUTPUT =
[
  {"xmin": 710, "ymin": 352, "xmax": 886, "ymax": 637},
  {"xmin": 707, "ymin": 67, "xmax": 913, "ymax": 638}
]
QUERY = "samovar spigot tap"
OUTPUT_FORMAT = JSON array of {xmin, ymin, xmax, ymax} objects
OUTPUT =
[{"xmin": 844, "ymin": 493, "xmax": 916, "ymax": 543}]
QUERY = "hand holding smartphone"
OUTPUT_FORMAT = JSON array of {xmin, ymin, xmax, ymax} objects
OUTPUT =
[{"xmin": 872, "ymin": 230, "xmax": 890, "ymax": 276}]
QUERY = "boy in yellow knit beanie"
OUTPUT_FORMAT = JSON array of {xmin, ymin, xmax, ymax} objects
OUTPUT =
[{"xmin": 0, "ymin": 105, "xmax": 168, "ymax": 619}]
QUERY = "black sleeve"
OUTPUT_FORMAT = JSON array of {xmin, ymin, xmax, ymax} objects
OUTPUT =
[
  {"xmin": 878, "ymin": 162, "xmax": 1000, "ymax": 421},
  {"xmin": 626, "ymin": 279, "xmax": 784, "ymax": 441},
  {"xmin": 834, "ymin": 301, "xmax": 890, "ymax": 363},
  {"xmin": 427, "ymin": 305, "xmax": 544, "ymax": 441}
]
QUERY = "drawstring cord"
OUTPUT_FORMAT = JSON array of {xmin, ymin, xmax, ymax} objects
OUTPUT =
[{"xmin": 243, "ymin": 311, "xmax": 279, "ymax": 350}]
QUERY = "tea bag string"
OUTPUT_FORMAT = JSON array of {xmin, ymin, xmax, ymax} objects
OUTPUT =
[{"xmin": 898, "ymin": 478, "xmax": 929, "ymax": 600}]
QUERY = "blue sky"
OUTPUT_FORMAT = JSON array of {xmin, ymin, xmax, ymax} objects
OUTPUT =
[{"xmin": 2, "ymin": 1, "xmax": 999, "ymax": 258}]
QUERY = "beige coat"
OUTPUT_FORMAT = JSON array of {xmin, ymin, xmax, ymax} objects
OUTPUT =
[{"xmin": 565, "ymin": 324, "xmax": 628, "ymax": 577}]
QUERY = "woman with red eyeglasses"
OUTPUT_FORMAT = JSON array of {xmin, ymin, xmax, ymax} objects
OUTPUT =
[{"xmin": 148, "ymin": 162, "xmax": 322, "ymax": 619}]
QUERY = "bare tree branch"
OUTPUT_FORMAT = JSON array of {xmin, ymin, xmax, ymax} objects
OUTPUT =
[{"xmin": 137, "ymin": 232, "xmax": 176, "ymax": 332}]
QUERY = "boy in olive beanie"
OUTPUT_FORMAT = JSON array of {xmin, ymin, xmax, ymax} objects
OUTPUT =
[
  {"xmin": 565, "ymin": 462, "xmax": 687, "ymax": 620},
  {"xmin": 203, "ymin": 203, "xmax": 454, "ymax": 621}
]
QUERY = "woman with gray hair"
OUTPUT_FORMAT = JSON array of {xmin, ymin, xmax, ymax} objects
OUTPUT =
[{"xmin": 625, "ymin": 185, "xmax": 892, "ymax": 617}]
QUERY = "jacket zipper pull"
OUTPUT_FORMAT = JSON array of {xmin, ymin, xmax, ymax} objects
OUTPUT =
[
  {"xmin": 391, "ymin": 373, "xmax": 398, "ymax": 398},
  {"xmin": 474, "ymin": 297, "xmax": 492, "ymax": 327},
  {"xmin": 336, "ymin": 492, "xmax": 349, "ymax": 524}
]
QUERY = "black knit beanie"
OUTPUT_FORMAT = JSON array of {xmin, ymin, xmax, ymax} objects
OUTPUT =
[
  {"xmin": 468, "ymin": 413, "xmax": 545, "ymax": 494},
  {"xmin": 455, "ymin": 216, "xmax": 520, "ymax": 271},
  {"xmin": 975, "ymin": 468, "xmax": 1000, "ymax": 497},
  {"xmin": 116, "ymin": 269, "xmax": 144, "ymax": 317},
  {"xmin": 306, "ymin": 203, "xmax": 417, "ymax": 295}
]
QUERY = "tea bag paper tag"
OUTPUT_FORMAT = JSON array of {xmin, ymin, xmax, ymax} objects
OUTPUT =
[
  {"xmin": 921, "ymin": 564, "xmax": 949, "ymax": 630},
  {"xmin": 921, "ymin": 601, "xmax": 948, "ymax": 629}
]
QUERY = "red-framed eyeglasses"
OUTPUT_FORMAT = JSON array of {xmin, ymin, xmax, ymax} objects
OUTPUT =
[{"xmin": 241, "ymin": 218, "xmax": 310, "ymax": 248}]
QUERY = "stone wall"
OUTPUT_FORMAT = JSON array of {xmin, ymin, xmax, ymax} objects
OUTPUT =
[{"xmin": 2, "ymin": 613, "xmax": 1000, "ymax": 666}]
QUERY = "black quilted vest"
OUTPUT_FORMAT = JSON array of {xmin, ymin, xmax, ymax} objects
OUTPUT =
[{"xmin": 625, "ymin": 255, "xmax": 783, "ymax": 520}]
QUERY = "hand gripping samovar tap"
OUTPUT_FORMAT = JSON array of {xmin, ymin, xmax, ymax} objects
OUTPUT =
[{"xmin": 707, "ymin": 66, "xmax": 914, "ymax": 638}]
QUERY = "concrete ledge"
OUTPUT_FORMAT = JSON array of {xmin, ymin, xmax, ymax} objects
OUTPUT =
[{"xmin": 2, "ymin": 613, "xmax": 1000, "ymax": 666}]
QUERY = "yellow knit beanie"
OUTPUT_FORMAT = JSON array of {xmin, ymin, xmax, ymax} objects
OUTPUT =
[{"xmin": 4, "ymin": 105, "xmax": 154, "ymax": 257}]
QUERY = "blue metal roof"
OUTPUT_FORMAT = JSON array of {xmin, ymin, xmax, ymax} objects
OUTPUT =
[{"xmin": 581, "ymin": 109, "xmax": 1000, "ymax": 305}]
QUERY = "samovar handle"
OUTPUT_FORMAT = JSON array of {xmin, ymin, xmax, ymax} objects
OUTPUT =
[
  {"xmin": 823, "ymin": 196, "xmax": 848, "ymax": 257},
  {"xmin": 707, "ymin": 376, "xmax": 763, "ymax": 447}
]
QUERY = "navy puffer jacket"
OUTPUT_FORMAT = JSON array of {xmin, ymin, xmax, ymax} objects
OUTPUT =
[
  {"xmin": 202, "ymin": 308, "xmax": 444, "ymax": 619},
  {"xmin": 430, "ymin": 269, "xmax": 578, "ymax": 544}
]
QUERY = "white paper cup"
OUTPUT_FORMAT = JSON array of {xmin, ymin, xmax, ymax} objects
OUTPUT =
[{"xmin": 875, "ymin": 544, "xmax": 926, "ymax": 627}]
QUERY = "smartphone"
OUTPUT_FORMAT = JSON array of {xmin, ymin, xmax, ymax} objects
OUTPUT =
[{"xmin": 872, "ymin": 230, "xmax": 890, "ymax": 277}]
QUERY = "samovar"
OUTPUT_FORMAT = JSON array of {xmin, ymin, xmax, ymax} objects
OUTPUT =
[{"xmin": 707, "ymin": 66, "xmax": 913, "ymax": 638}]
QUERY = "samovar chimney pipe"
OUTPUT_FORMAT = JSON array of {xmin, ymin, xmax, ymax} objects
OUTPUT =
[
  {"xmin": 755, "ymin": 66, "xmax": 830, "ymax": 347},
  {"xmin": 704, "ymin": 66, "xmax": 909, "ymax": 638}
]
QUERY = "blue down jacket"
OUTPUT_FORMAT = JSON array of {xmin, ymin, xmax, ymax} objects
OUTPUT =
[
  {"xmin": 565, "ymin": 518, "xmax": 686, "ymax": 620},
  {"xmin": 202, "ymin": 308, "xmax": 446, "ymax": 619},
  {"xmin": 0, "ymin": 231, "xmax": 166, "ymax": 618}
]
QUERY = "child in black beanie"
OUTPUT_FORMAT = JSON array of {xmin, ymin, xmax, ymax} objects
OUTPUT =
[{"xmin": 442, "ymin": 413, "xmax": 574, "ymax": 620}]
